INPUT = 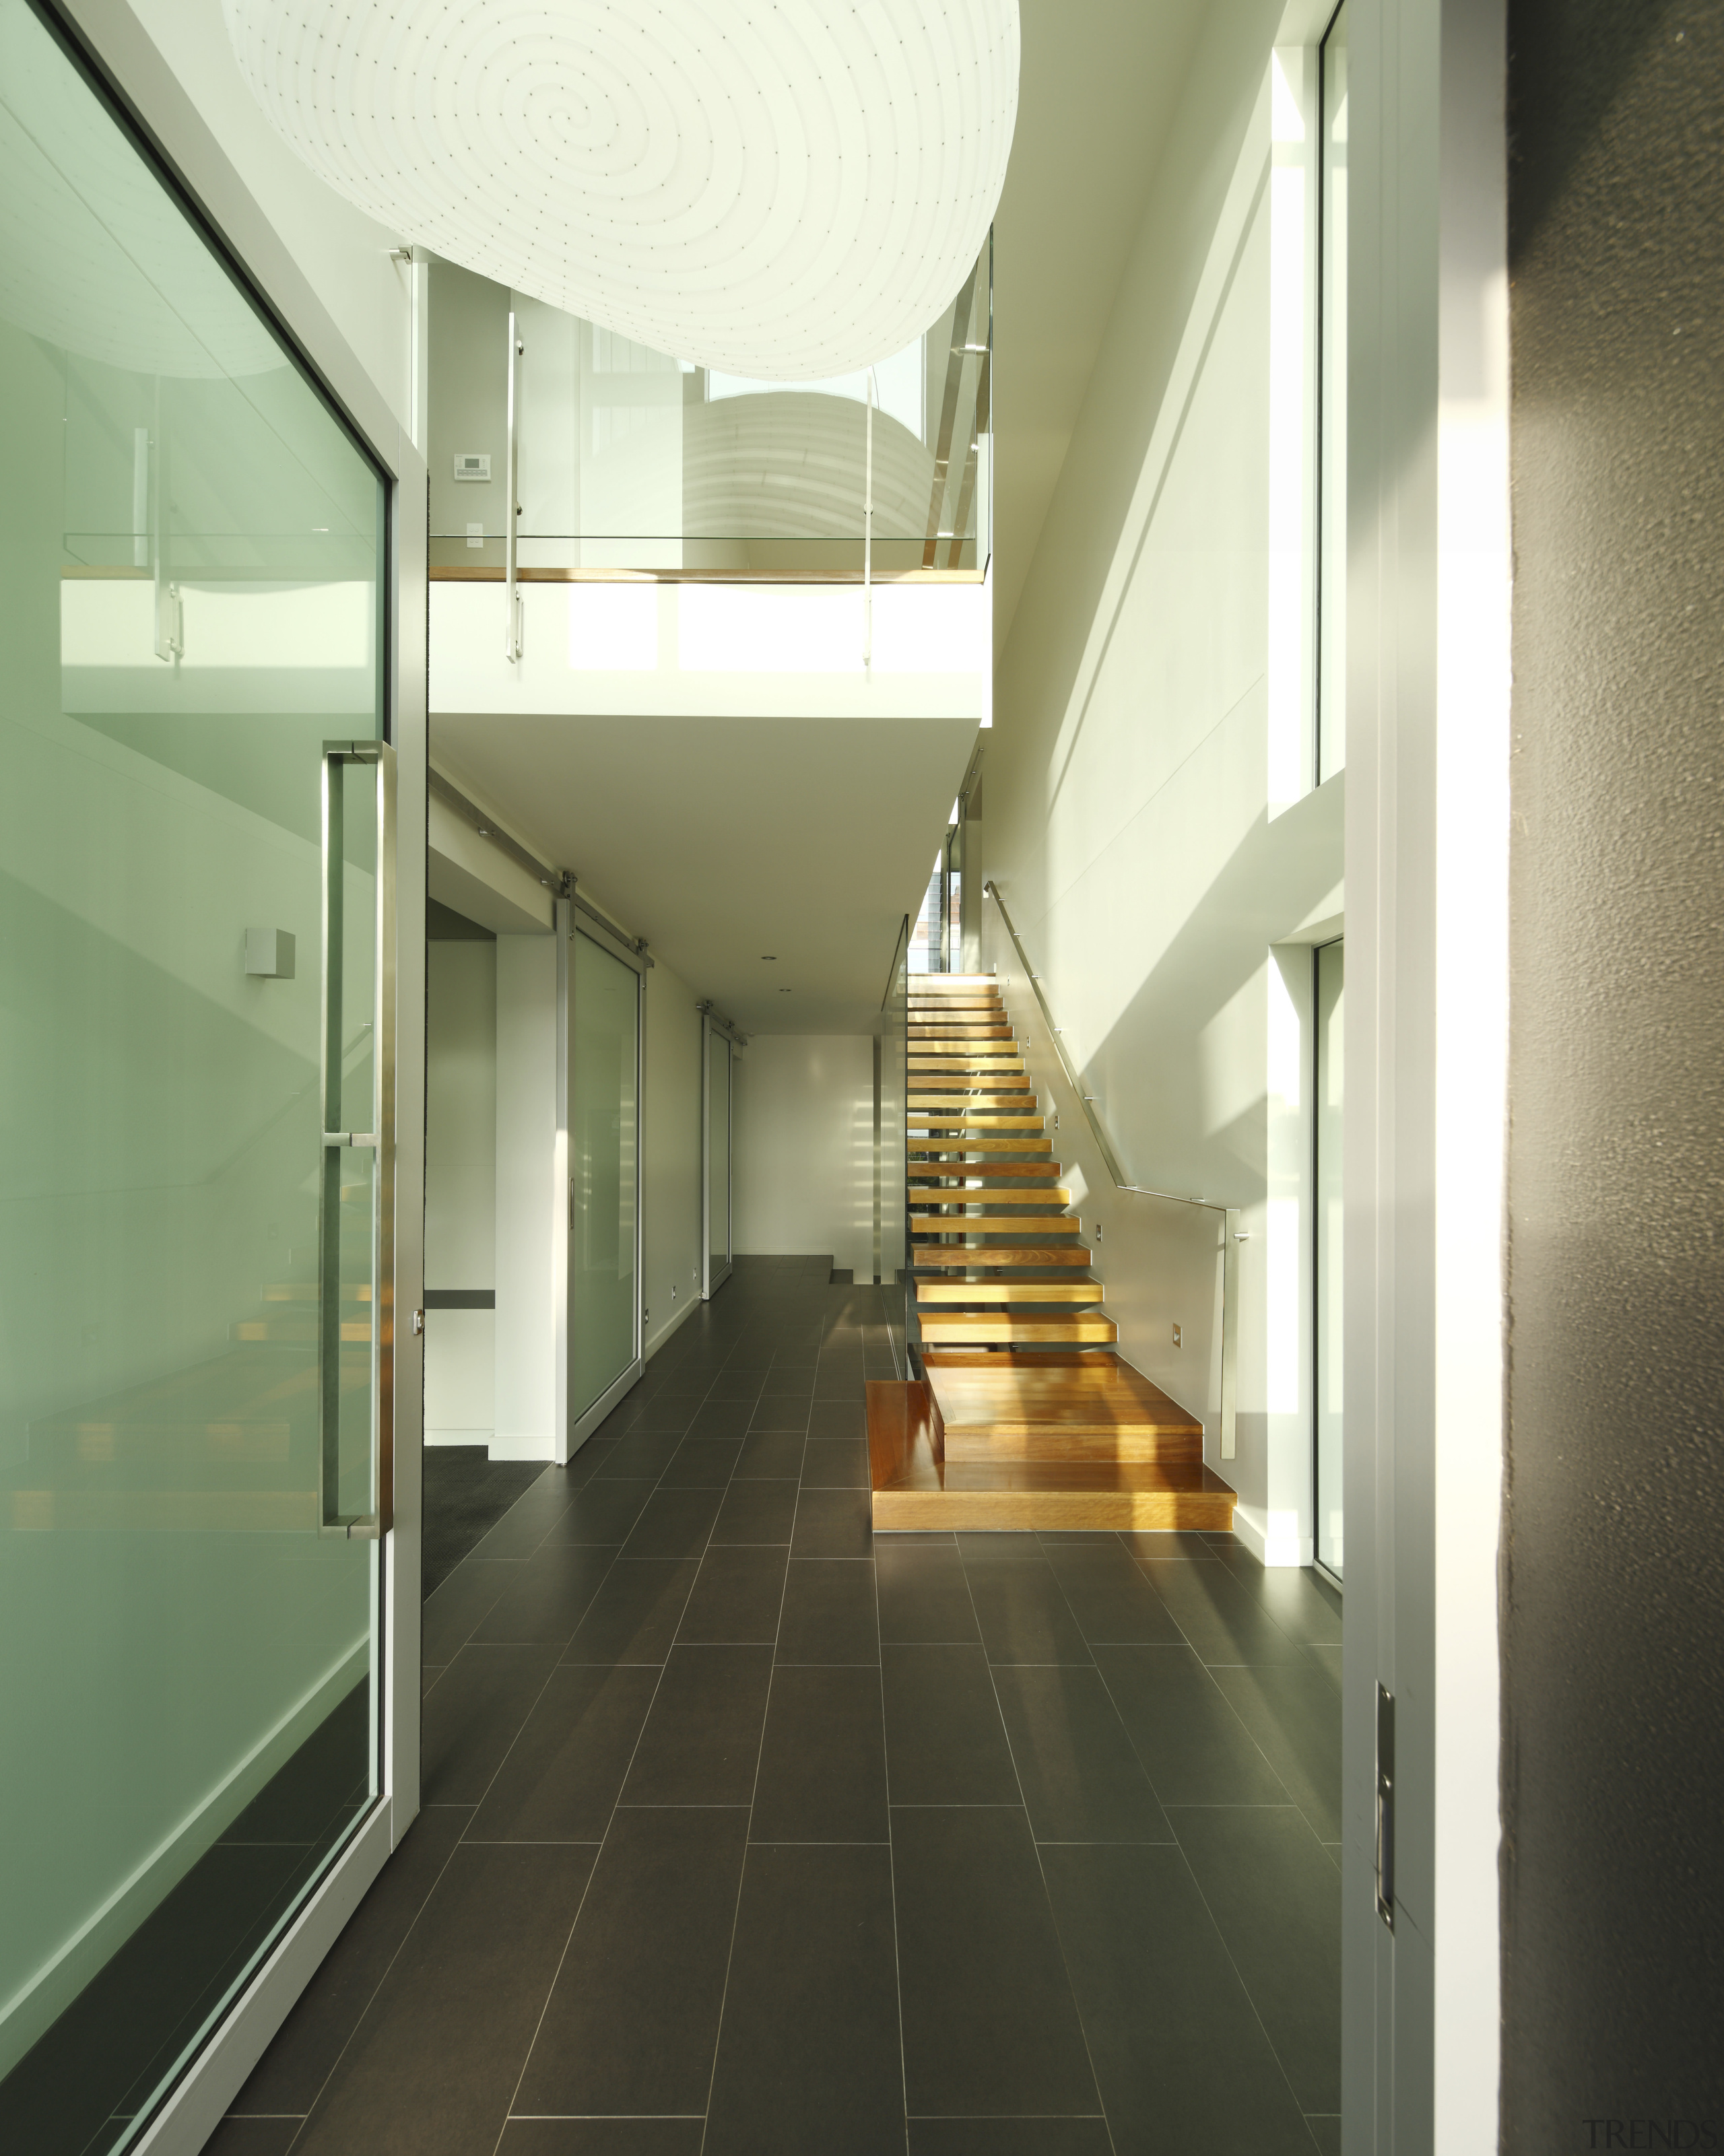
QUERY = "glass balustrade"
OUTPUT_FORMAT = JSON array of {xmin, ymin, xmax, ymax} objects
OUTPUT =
[{"xmin": 428, "ymin": 237, "xmax": 991, "ymax": 580}]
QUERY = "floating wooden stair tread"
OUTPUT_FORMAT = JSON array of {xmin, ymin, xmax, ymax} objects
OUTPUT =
[
  {"xmin": 917, "ymin": 1315, "xmax": 1119, "ymax": 1344},
  {"xmin": 915, "ymin": 1279, "xmax": 1102, "ymax": 1304},
  {"xmin": 914, "ymin": 1246, "xmax": 1092, "ymax": 1267},
  {"xmin": 915, "ymin": 1219, "xmax": 1083, "ymax": 1237}
]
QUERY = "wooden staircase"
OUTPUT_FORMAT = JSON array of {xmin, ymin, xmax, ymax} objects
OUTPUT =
[{"xmin": 869, "ymin": 972, "xmax": 1236, "ymax": 1532}]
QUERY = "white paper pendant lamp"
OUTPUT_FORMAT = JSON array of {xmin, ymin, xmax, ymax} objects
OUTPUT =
[{"xmin": 221, "ymin": 0, "xmax": 1018, "ymax": 381}]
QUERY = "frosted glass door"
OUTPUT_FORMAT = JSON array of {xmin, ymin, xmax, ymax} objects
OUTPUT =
[
  {"xmin": 1315, "ymin": 939, "xmax": 1344, "ymax": 1578},
  {"xmin": 569, "ymin": 929, "xmax": 640, "ymax": 1423},
  {"xmin": 0, "ymin": 3, "xmax": 388, "ymax": 2145},
  {"xmin": 706, "ymin": 1028, "xmax": 732, "ymax": 1294}
]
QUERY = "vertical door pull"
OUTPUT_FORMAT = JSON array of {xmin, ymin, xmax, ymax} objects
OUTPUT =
[{"xmin": 1374, "ymin": 1682, "xmax": 1395, "ymax": 1930}]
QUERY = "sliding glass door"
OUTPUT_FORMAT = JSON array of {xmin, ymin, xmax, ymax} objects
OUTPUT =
[
  {"xmin": 566, "ymin": 924, "xmax": 642, "ymax": 1443},
  {"xmin": 702, "ymin": 1015, "xmax": 733, "ymax": 1298},
  {"xmin": 0, "ymin": 2, "xmax": 393, "ymax": 2143},
  {"xmin": 1315, "ymin": 937, "xmax": 1344, "ymax": 1579}
]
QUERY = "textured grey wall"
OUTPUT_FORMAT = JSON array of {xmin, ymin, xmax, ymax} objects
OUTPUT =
[{"xmin": 1505, "ymin": 0, "xmax": 1724, "ymax": 2142}]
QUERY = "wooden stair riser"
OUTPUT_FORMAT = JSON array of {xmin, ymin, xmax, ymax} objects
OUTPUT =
[{"xmin": 941, "ymin": 1428, "xmax": 1203, "ymax": 1464}]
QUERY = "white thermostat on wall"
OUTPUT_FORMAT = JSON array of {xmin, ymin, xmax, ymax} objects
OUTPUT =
[{"xmin": 453, "ymin": 453, "xmax": 490, "ymax": 481}]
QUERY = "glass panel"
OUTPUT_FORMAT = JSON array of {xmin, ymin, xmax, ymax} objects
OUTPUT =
[
  {"xmin": 1315, "ymin": 939, "xmax": 1345, "ymax": 1578},
  {"xmin": 0, "ymin": 3, "xmax": 385, "ymax": 2143},
  {"xmin": 1318, "ymin": 1, "xmax": 1349, "ymax": 781},
  {"xmin": 707, "ymin": 1031, "xmax": 731, "ymax": 1288},
  {"xmin": 570, "ymin": 931, "xmax": 639, "ymax": 1419},
  {"xmin": 428, "ymin": 234, "xmax": 992, "ymax": 578}
]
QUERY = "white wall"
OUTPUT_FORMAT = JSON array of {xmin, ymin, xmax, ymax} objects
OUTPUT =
[
  {"xmin": 980, "ymin": 0, "xmax": 1344, "ymax": 1565},
  {"xmin": 424, "ymin": 939, "xmax": 496, "ymax": 1445},
  {"xmin": 734, "ymin": 1036, "xmax": 874, "ymax": 1277}
]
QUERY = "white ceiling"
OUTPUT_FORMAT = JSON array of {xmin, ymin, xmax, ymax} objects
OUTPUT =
[
  {"xmin": 428, "ymin": 0, "xmax": 1207, "ymax": 1032},
  {"xmin": 433, "ymin": 712, "xmax": 978, "ymax": 1034}
]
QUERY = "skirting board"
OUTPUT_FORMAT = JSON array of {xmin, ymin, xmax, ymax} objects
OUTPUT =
[
  {"xmin": 1229, "ymin": 1504, "xmax": 1315, "ymax": 1569},
  {"xmin": 487, "ymin": 1431, "xmax": 557, "ymax": 1461},
  {"xmin": 425, "ymin": 1428, "xmax": 494, "ymax": 1448}
]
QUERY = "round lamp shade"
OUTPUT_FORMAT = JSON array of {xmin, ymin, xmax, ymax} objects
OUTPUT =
[{"xmin": 221, "ymin": 0, "xmax": 1018, "ymax": 380}]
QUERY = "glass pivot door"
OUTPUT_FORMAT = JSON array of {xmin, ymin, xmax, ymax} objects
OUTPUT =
[
  {"xmin": 0, "ymin": 6, "xmax": 397, "ymax": 2147},
  {"xmin": 564, "ymin": 918, "xmax": 644, "ymax": 1450},
  {"xmin": 702, "ymin": 1015, "xmax": 733, "ymax": 1299}
]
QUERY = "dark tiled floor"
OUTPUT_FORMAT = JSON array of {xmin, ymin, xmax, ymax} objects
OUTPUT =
[{"xmin": 212, "ymin": 1258, "xmax": 1341, "ymax": 2155}]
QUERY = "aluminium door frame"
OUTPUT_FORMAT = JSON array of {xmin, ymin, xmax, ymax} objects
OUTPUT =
[
  {"xmin": 560, "ymin": 908, "xmax": 646, "ymax": 1458},
  {"xmin": 701, "ymin": 1010, "xmax": 739, "ymax": 1299},
  {"xmin": 44, "ymin": 1, "xmax": 429, "ymax": 2148}
]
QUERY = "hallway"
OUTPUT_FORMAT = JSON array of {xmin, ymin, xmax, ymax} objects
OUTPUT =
[{"xmin": 210, "ymin": 1261, "xmax": 1341, "ymax": 2156}]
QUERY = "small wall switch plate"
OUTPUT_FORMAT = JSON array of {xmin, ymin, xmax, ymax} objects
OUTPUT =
[
  {"xmin": 1172, "ymin": 1322, "xmax": 1182, "ymax": 1348},
  {"xmin": 1094, "ymin": 1221, "xmax": 1103, "ymax": 1242},
  {"xmin": 465, "ymin": 520, "xmax": 484, "ymax": 548},
  {"xmin": 671, "ymin": 1285, "xmax": 677, "ymax": 1302},
  {"xmin": 244, "ymin": 927, "xmax": 295, "ymax": 979},
  {"xmin": 454, "ymin": 452, "xmax": 490, "ymax": 481}
]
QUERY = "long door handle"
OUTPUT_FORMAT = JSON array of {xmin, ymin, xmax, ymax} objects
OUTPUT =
[{"xmin": 319, "ymin": 739, "xmax": 397, "ymax": 1539}]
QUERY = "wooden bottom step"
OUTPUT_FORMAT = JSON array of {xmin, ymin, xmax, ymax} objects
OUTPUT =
[{"xmin": 867, "ymin": 1381, "xmax": 1233, "ymax": 1531}]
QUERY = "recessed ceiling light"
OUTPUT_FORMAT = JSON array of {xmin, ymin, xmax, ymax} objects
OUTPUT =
[
  {"xmin": 222, "ymin": 0, "xmax": 1020, "ymax": 381},
  {"xmin": 761, "ymin": 955, "xmax": 776, "ymax": 962},
  {"xmin": 779, "ymin": 988, "xmax": 792, "ymax": 994}
]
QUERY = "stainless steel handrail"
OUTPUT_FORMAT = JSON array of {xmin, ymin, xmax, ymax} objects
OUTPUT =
[{"xmin": 982, "ymin": 879, "xmax": 1241, "ymax": 1459}]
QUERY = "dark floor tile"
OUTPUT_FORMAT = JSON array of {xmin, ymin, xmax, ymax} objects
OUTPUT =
[
  {"xmin": 619, "ymin": 1401, "xmax": 700, "ymax": 1435},
  {"xmin": 1118, "ymin": 1529, "xmax": 1222, "ymax": 1562},
  {"xmin": 513, "ymin": 1808, "xmax": 748, "ymax": 2117},
  {"xmin": 1040, "ymin": 1545, "xmax": 1184, "ymax": 1644},
  {"xmin": 538, "ymin": 1479, "xmax": 657, "ymax": 1547},
  {"xmin": 760, "ymin": 1370, "xmax": 815, "ymax": 1396},
  {"xmin": 1132, "ymin": 1558, "xmax": 1312, "ymax": 1666},
  {"xmin": 894, "ymin": 1809, "xmax": 1098, "ymax": 2118},
  {"xmin": 472, "ymin": 1543, "xmax": 618, "ymax": 1646},
  {"xmin": 957, "ymin": 1537, "xmax": 1091, "ymax": 1665},
  {"xmin": 422, "ymin": 1644, "xmax": 560, "ymax": 1805},
  {"xmin": 563, "ymin": 1558, "xmax": 699, "ymax": 1664},
  {"xmin": 882, "ymin": 1644, "xmax": 1018, "ymax": 1805},
  {"xmin": 876, "ymin": 1545, "xmax": 983, "ymax": 1644},
  {"xmin": 776, "ymin": 1559, "xmax": 880, "ymax": 1664},
  {"xmin": 688, "ymin": 1400, "xmax": 754, "ymax": 1438},
  {"xmin": 677, "ymin": 1545, "xmax": 789, "ymax": 1643},
  {"xmin": 1093, "ymin": 1645, "xmax": 1290, "ymax": 1808},
  {"xmin": 807, "ymin": 1401, "xmax": 866, "ymax": 1440},
  {"xmin": 228, "ymin": 1807, "xmax": 469, "ymax": 2114},
  {"xmin": 422, "ymin": 1560, "xmax": 519, "ymax": 1666},
  {"xmin": 620, "ymin": 1644, "xmax": 773, "ymax": 1805},
  {"xmin": 292, "ymin": 1842, "xmax": 594, "ymax": 2156},
  {"xmin": 799, "ymin": 1435, "xmax": 869, "ymax": 1487},
  {"xmin": 735, "ymin": 1430, "xmax": 806, "ymax": 1480},
  {"xmin": 621, "ymin": 1484, "xmax": 725, "ymax": 1559},
  {"xmin": 791, "ymin": 1486, "xmax": 872, "ymax": 1558},
  {"xmin": 1212, "ymin": 1549, "xmax": 1345, "ymax": 1644},
  {"xmin": 1308, "ymin": 1640, "xmax": 1344, "ymax": 1688},
  {"xmin": 1210, "ymin": 1665, "xmax": 1343, "ymax": 1841},
  {"xmin": 422, "ymin": 1663, "xmax": 445, "ymax": 1696},
  {"xmin": 462, "ymin": 1469, "xmax": 569, "ymax": 1561},
  {"xmin": 204, "ymin": 2122, "xmax": 300, "ymax": 2155},
  {"xmin": 907, "ymin": 2126, "xmax": 1111, "ymax": 2156},
  {"xmin": 499, "ymin": 2126, "xmax": 703, "ymax": 2155},
  {"xmin": 1040, "ymin": 1844, "xmax": 1313, "ymax": 2153},
  {"xmin": 659, "ymin": 1437, "xmax": 743, "ymax": 1487},
  {"xmin": 1168, "ymin": 1807, "xmax": 1341, "ymax": 2112},
  {"xmin": 705, "ymin": 1847, "xmax": 902, "ymax": 2155},
  {"xmin": 710, "ymin": 1477, "xmax": 800, "ymax": 1544},
  {"xmin": 748, "ymin": 1400, "xmax": 812, "ymax": 1433},
  {"xmin": 594, "ymin": 1431, "xmax": 687, "ymax": 1481},
  {"xmin": 992, "ymin": 1664, "xmax": 1172, "ymax": 1844},
  {"xmin": 467, "ymin": 1664, "xmax": 661, "ymax": 1842},
  {"xmin": 751, "ymin": 1666, "xmax": 888, "ymax": 1842},
  {"xmin": 1304, "ymin": 2116, "xmax": 1344, "ymax": 2155}
]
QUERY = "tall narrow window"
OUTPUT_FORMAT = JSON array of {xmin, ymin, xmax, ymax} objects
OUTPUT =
[
  {"xmin": 1315, "ymin": 938, "xmax": 1345, "ymax": 1579},
  {"xmin": 1317, "ymin": 1, "xmax": 1350, "ymax": 780}
]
